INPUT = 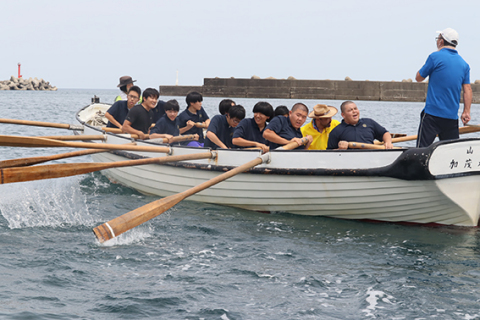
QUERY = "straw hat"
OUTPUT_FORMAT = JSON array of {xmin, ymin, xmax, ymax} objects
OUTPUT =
[{"xmin": 308, "ymin": 104, "xmax": 338, "ymax": 118}]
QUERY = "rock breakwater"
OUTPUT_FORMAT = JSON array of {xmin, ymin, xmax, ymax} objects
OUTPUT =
[{"xmin": 0, "ymin": 76, "xmax": 57, "ymax": 91}]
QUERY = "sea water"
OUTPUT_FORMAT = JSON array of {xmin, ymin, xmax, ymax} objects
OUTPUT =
[{"xmin": 1, "ymin": 89, "xmax": 480, "ymax": 319}]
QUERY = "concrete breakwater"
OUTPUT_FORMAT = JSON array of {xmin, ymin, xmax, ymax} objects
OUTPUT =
[
  {"xmin": 0, "ymin": 76, "xmax": 57, "ymax": 91},
  {"xmin": 159, "ymin": 77, "xmax": 480, "ymax": 103}
]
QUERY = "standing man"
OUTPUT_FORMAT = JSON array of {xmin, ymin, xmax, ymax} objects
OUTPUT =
[
  {"xmin": 415, "ymin": 28, "xmax": 472, "ymax": 147},
  {"xmin": 327, "ymin": 101, "xmax": 393, "ymax": 150},
  {"xmin": 263, "ymin": 103, "xmax": 313, "ymax": 150},
  {"xmin": 122, "ymin": 88, "xmax": 159, "ymax": 140},
  {"xmin": 301, "ymin": 104, "xmax": 340, "ymax": 150}
]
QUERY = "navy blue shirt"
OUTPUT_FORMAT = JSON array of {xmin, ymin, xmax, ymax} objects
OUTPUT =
[
  {"xmin": 265, "ymin": 115, "xmax": 304, "ymax": 150},
  {"xmin": 177, "ymin": 106, "xmax": 210, "ymax": 144},
  {"xmin": 152, "ymin": 100, "xmax": 166, "ymax": 124},
  {"xmin": 150, "ymin": 114, "xmax": 179, "ymax": 136},
  {"xmin": 204, "ymin": 114, "xmax": 235, "ymax": 149},
  {"xmin": 106, "ymin": 100, "xmax": 130, "ymax": 128},
  {"xmin": 232, "ymin": 117, "xmax": 267, "ymax": 147},
  {"xmin": 125, "ymin": 104, "xmax": 154, "ymax": 134},
  {"xmin": 327, "ymin": 118, "xmax": 387, "ymax": 149}
]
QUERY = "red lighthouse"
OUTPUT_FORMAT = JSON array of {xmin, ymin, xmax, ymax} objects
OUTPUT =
[{"xmin": 18, "ymin": 63, "xmax": 22, "ymax": 78}]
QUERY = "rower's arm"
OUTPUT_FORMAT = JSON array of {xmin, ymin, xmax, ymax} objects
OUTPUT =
[
  {"xmin": 263, "ymin": 129, "xmax": 290, "ymax": 146},
  {"xmin": 382, "ymin": 132, "xmax": 393, "ymax": 149},
  {"xmin": 105, "ymin": 112, "xmax": 122, "ymax": 129},
  {"xmin": 122, "ymin": 120, "xmax": 147, "ymax": 140},
  {"xmin": 206, "ymin": 131, "xmax": 228, "ymax": 149}
]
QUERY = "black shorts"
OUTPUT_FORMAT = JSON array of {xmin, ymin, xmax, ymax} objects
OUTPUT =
[{"xmin": 416, "ymin": 111, "xmax": 459, "ymax": 148}]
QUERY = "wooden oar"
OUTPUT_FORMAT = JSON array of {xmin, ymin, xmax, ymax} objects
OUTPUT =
[
  {"xmin": 93, "ymin": 152, "xmax": 269, "ymax": 242},
  {"xmin": 92, "ymin": 139, "xmax": 306, "ymax": 243},
  {"xmin": 0, "ymin": 135, "xmax": 171, "ymax": 153},
  {"xmin": 0, "ymin": 152, "xmax": 214, "ymax": 184},
  {"xmin": 0, "ymin": 118, "xmax": 124, "ymax": 134},
  {"xmin": 0, "ymin": 148, "xmax": 108, "ymax": 168},
  {"xmin": 168, "ymin": 134, "xmax": 198, "ymax": 144},
  {"xmin": 39, "ymin": 135, "xmax": 107, "ymax": 141},
  {"xmin": 374, "ymin": 125, "xmax": 480, "ymax": 145},
  {"xmin": 348, "ymin": 142, "xmax": 402, "ymax": 150}
]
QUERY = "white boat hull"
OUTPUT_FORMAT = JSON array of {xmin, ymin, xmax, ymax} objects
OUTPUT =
[{"xmin": 77, "ymin": 103, "xmax": 480, "ymax": 227}]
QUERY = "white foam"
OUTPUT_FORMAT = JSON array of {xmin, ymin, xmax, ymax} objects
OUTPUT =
[{"xmin": 0, "ymin": 176, "xmax": 96, "ymax": 229}]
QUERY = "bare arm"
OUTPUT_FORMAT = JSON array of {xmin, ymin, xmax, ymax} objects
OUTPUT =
[
  {"xmin": 232, "ymin": 137, "xmax": 269, "ymax": 153},
  {"xmin": 105, "ymin": 112, "xmax": 122, "ymax": 129},
  {"xmin": 122, "ymin": 120, "xmax": 148, "ymax": 140},
  {"xmin": 206, "ymin": 131, "xmax": 228, "ymax": 149},
  {"xmin": 462, "ymin": 83, "xmax": 472, "ymax": 125},
  {"xmin": 179, "ymin": 120, "xmax": 195, "ymax": 134},
  {"xmin": 415, "ymin": 71, "xmax": 425, "ymax": 82},
  {"xmin": 382, "ymin": 132, "xmax": 393, "ymax": 149},
  {"xmin": 263, "ymin": 129, "xmax": 290, "ymax": 146}
]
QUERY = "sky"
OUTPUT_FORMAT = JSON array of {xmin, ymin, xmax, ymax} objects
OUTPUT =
[{"xmin": 1, "ymin": 0, "xmax": 479, "ymax": 89}]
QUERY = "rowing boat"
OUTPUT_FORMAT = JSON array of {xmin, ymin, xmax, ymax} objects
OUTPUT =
[{"xmin": 75, "ymin": 101, "xmax": 480, "ymax": 227}]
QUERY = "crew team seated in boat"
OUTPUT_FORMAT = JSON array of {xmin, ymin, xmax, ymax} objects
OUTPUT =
[
  {"xmin": 218, "ymin": 99, "xmax": 236, "ymax": 115},
  {"xmin": 232, "ymin": 101, "xmax": 274, "ymax": 153},
  {"xmin": 204, "ymin": 105, "xmax": 246, "ymax": 149},
  {"xmin": 105, "ymin": 86, "xmax": 141, "ymax": 129},
  {"xmin": 274, "ymin": 105, "xmax": 289, "ymax": 117},
  {"xmin": 263, "ymin": 103, "xmax": 313, "ymax": 150},
  {"xmin": 177, "ymin": 91, "xmax": 210, "ymax": 147},
  {"xmin": 301, "ymin": 104, "xmax": 340, "ymax": 150},
  {"xmin": 149, "ymin": 99, "xmax": 180, "ymax": 141},
  {"xmin": 121, "ymin": 88, "xmax": 159, "ymax": 140},
  {"xmin": 326, "ymin": 101, "xmax": 393, "ymax": 149},
  {"xmin": 115, "ymin": 76, "xmax": 136, "ymax": 102}
]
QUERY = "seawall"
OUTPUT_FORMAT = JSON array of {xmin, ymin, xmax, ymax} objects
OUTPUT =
[
  {"xmin": 159, "ymin": 78, "xmax": 480, "ymax": 103},
  {"xmin": 0, "ymin": 76, "xmax": 57, "ymax": 91}
]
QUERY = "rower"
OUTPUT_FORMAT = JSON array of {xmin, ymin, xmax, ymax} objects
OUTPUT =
[
  {"xmin": 327, "ymin": 101, "xmax": 393, "ymax": 149},
  {"xmin": 121, "ymin": 88, "xmax": 159, "ymax": 140},
  {"xmin": 263, "ymin": 103, "xmax": 313, "ymax": 150},
  {"xmin": 105, "ymin": 86, "xmax": 141, "ymax": 129}
]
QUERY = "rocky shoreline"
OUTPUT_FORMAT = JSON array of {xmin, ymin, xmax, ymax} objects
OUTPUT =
[{"xmin": 0, "ymin": 76, "xmax": 57, "ymax": 91}]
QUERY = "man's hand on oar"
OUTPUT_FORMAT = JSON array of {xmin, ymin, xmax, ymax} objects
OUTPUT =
[{"xmin": 0, "ymin": 152, "xmax": 214, "ymax": 184}]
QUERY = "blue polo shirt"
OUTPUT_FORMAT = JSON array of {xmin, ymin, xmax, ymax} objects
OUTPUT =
[
  {"xmin": 106, "ymin": 100, "xmax": 130, "ymax": 128},
  {"xmin": 177, "ymin": 106, "xmax": 210, "ymax": 144},
  {"xmin": 150, "ymin": 114, "xmax": 179, "ymax": 136},
  {"xmin": 232, "ymin": 117, "xmax": 267, "ymax": 147},
  {"xmin": 204, "ymin": 114, "xmax": 235, "ymax": 149},
  {"xmin": 419, "ymin": 48, "xmax": 470, "ymax": 119},
  {"xmin": 125, "ymin": 104, "xmax": 154, "ymax": 134},
  {"xmin": 327, "ymin": 118, "xmax": 387, "ymax": 149},
  {"xmin": 265, "ymin": 115, "xmax": 304, "ymax": 150}
]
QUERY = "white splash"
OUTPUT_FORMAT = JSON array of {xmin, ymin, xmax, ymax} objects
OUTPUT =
[{"xmin": 0, "ymin": 177, "xmax": 96, "ymax": 229}]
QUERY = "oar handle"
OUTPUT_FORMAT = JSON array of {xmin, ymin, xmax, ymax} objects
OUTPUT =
[
  {"xmin": 168, "ymin": 134, "xmax": 198, "ymax": 144},
  {"xmin": 277, "ymin": 137, "xmax": 309, "ymax": 150}
]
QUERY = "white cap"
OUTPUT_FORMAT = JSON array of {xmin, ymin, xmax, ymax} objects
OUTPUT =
[{"xmin": 436, "ymin": 28, "xmax": 459, "ymax": 45}]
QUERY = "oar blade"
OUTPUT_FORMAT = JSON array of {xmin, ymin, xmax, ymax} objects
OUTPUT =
[{"xmin": 93, "ymin": 192, "xmax": 187, "ymax": 243}]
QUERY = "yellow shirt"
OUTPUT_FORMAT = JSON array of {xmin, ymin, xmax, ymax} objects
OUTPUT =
[{"xmin": 301, "ymin": 119, "xmax": 340, "ymax": 150}]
